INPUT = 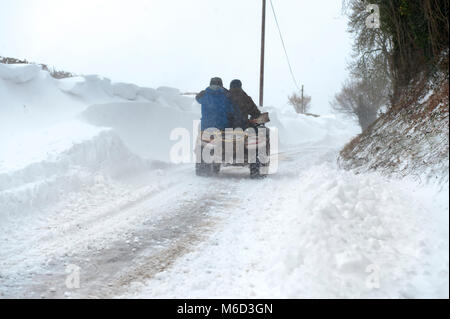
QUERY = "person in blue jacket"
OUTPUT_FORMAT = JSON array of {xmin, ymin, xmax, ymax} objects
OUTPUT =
[{"xmin": 196, "ymin": 77, "xmax": 233, "ymax": 131}]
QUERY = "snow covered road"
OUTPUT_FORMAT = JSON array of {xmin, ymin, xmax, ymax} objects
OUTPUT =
[
  {"xmin": 1, "ymin": 139, "xmax": 447, "ymax": 299},
  {"xmin": 122, "ymin": 143, "xmax": 449, "ymax": 299}
]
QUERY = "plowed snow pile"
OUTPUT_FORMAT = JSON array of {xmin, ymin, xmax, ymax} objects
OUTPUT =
[{"xmin": 0, "ymin": 63, "xmax": 197, "ymax": 219}]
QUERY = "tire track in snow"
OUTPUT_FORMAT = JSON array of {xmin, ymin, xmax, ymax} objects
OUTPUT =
[
  {"xmin": 1, "ymin": 143, "xmax": 340, "ymax": 298},
  {"xmin": 2, "ymin": 168, "xmax": 245, "ymax": 298}
]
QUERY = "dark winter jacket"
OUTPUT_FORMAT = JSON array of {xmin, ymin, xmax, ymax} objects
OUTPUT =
[
  {"xmin": 227, "ymin": 88, "xmax": 262, "ymax": 129},
  {"xmin": 196, "ymin": 86, "xmax": 233, "ymax": 131}
]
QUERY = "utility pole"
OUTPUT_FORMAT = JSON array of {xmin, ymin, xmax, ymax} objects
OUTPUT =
[{"xmin": 259, "ymin": 0, "xmax": 266, "ymax": 107}]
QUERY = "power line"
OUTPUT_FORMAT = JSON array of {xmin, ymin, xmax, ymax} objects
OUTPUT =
[{"xmin": 269, "ymin": 0, "xmax": 302, "ymax": 93}]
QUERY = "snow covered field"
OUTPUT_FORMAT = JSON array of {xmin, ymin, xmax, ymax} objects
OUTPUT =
[{"xmin": 0, "ymin": 63, "xmax": 448, "ymax": 298}]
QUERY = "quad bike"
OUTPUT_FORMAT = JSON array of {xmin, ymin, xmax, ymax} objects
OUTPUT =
[{"xmin": 195, "ymin": 113, "xmax": 271, "ymax": 179}]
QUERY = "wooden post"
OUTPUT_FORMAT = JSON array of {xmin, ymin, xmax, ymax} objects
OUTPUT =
[{"xmin": 259, "ymin": 0, "xmax": 266, "ymax": 107}]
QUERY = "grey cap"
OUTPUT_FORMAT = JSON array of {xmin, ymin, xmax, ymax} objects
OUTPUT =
[
  {"xmin": 210, "ymin": 77, "xmax": 223, "ymax": 87},
  {"xmin": 230, "ymin": 79, "xmax": 242, "ymax": 89}
]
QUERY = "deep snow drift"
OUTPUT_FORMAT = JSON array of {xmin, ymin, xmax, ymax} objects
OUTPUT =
[
  {"xmin": 0, "ymin": 63, "xmax": 197, "ymax": 220},
  {"xmin": 0, "ymin": 62, "xmax": 448, "ymax": 299}
]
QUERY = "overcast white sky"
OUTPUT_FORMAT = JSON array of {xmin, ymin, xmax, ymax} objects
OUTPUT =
[{"xmin": 0, "ymin": 0, "xmax": 352, "ymax": 114}]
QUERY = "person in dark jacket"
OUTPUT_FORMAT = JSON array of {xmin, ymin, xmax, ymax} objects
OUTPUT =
[
  {"xmin": 196, "ymin": 77, "xmax": 233, "ymax": 131},
  {"xmin": 227, "ymin": 79, "xmax": 262, "ymax": 129}
]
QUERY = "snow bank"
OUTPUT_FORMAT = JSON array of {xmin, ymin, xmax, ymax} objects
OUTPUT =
[
  {"xmin": 0, "ymin": 62, "xmax": 198, "ymax": 166},
  {"xmin": 156, "ymin": 87, "xmax": 197, "ymax": 112},
  {"xmin": 112, "ymin": 82, "xmax": 139, "ymax": 100},
  {"xmin": 264, "ymin": 105, "xmax": 360, "ymax": 147},
  {"xmin": 269, "ymin": 165, "xmax": 449, "ymax": 298},
  {"xmin": 0, "ymin": 121, "xmax": 104, "ymax": 174},
  {"xmin": 0, "ymin": 63, "xmax": 41, "ymax": 84},
  {"xmin": 81, "ymin": 102, "xmax": 199, "ymax": 161},
  {"xmin": 0, "ymin": 62, "xmax": 196, "ymax": 219},
  {"xmin": 0, "ymin": 127, "xmax": 150, "ymax": 220},
  {"xmin": 0, "ymin": 66, "xmax": 86, "ymax": 141},
  {"xmin": 137, "ymin": 87, "xmax": 158, "ymax": 102},
  {"xmin": 58, "ymin": 75, "xmax": 114, "ymax": 101}
]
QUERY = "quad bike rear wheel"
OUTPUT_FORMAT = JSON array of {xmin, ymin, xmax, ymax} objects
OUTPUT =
[
  {"xmin": 196, "ymin": 162, "xmax": 221, "ymax": 177},
  {"xmin": 250, "ymin": 157, "xmax": 269, "ymax": 179},
  {"xmin": 249, "ymin": 129, "xmax": 270, "ymax": 179}
]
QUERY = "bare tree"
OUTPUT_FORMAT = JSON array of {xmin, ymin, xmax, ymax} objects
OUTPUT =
[
  {"xmin": 331, "ymin": 76, "xmax": 388, "ymax": 131},
  {"xmin": 343, "ymin": 0, "xmax": 449, "ymax": 103},
  {"xmin": 288, "ymin": 92, "xmax": 312, "ymax": 114}
]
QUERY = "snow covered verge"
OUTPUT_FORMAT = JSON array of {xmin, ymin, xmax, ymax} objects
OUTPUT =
[
  {"xmin": 339, "ymin": 75, "xmax": 449, "ymax": 185},
  {"xmin": 273, "ymin": 166, "xmax": 449, "ymax": 298}
]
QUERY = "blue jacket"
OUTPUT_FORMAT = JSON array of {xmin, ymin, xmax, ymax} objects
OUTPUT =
[{"xmin": 196, "ymin": 86, "xmax": 233, "ymax": 131}]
